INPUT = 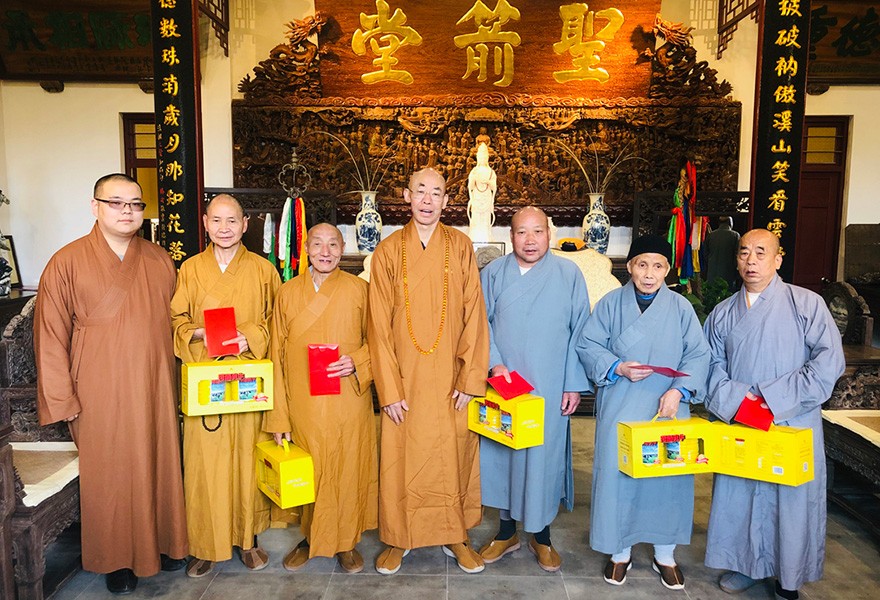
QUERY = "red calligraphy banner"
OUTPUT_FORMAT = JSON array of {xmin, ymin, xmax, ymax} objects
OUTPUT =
[{"xmin": 314, "ymin": 0, "xmax": 660, "ymax": 99}]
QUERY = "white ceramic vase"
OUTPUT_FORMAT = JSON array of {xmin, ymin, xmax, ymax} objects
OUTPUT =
[
  {"xmin": 355, "ymin": 190, "xmax": 382, "ymax": 254},
  {"xmin": 582, "ymin": 193, "xmax": 610, "ymax": 254}
]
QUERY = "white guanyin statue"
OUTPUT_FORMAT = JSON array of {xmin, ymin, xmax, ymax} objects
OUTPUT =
[{"xmin": 467, "ymin": 142, "xmax": 496, "ymax": 243}]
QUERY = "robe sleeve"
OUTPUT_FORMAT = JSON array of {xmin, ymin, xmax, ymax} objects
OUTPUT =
[
  {"xmin": 350, "ymin": 285, "xmax": 373, "ymax": 395},
  {"xmin": 367, "ymin": 242, "xmax": 406, "ymax": 407},
  {"xmin": 480, "ymin": 264, "xmax": 505, "ymax": 370},
  {"xmin": 237, "ymin": 269, "xmax": 282, "ymax": 360},
  {"xmin": 668, "ymin": 299, "xmax": 711, "ymax": 404},
  {"xmin": 576, "ymin": 295, "xmax": 623, "ymax": 387},
  {"xmin": 703, "ymin": 307, "xmax": 753, "ymax": 423},
  {"xmin": 563, "ymin": 269, "xmax": 591, "ymax": 393},
  {"xmin": 170, "ymin": 260, "xmax": 204, "ymax": 363},
  {"xmin": 34, "ymin": 257, "xmax": 82, "ymax": 424},
  {"xmin": 756, "ymin": 294, "xmax": 845, "ymax": 423},
  {"xmin": 453, "ymin": 239, "xmax": 490, "ymax": 396},
  {"xmin": 264, "ymin": 287, "xmax": 292, "ymax": 433}
]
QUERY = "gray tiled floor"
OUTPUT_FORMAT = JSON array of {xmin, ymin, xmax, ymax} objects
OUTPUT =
[{"xmin": 54, "ymin": 417, "xmax": 880, "ymax": 599}]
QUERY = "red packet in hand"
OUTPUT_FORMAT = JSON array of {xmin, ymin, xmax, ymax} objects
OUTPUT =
[
  {"xmin": 487, "ymin": 370, "xmax": 534, "ymax": 400},
  {"xmin": 734, "ymin": 396, "xmax": 774, "ymax": 431},
  {"xmin": 634, "ymin": 365, "xmax": 689, "ymax": 378},
  {"xmin": 308, "ymin": 344, "xmax": 341, "ymax": 396},
  {"xmin": 203, "ymin": 307, "xmax": 238, "ymax": 358}
]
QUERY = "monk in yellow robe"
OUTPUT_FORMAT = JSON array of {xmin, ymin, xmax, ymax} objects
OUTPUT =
[
  {"xmin": 368, "ymin": 168, "xmax": 490, "ymax": 575},
  {"xmin": 170, "ymin": 194, "xmax": 281, "ymax": 578},
  {"xmin": 35, "ymin": 173, "xmax": 187, "ymax": 594},
  {"xmin": 264, "ymin": 223, "xmax": 378, "ymax": 574}
]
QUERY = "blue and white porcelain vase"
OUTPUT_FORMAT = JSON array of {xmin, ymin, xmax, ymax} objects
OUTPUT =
[
  {"xmin": 582, "ymin": 193, "xmax": 610, "ymax": 254},
  {"xmin": 355, "ymin": 190, "xmax": 382, "ymax": 254}
]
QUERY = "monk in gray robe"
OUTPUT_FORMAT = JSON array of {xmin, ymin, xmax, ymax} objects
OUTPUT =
[
  {"xmin": 577, "ymin": 234, "xmax": 709, "ymax": 591},
  {"xmin": 703, "ymin": 229, "xmax": 844, "ymax": 600},
  {"xmin": 478, "ymin": 207, "xmax": 590, "ymax": 572}
]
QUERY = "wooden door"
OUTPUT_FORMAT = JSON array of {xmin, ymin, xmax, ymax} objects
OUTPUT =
[{"xmin": 792, "ymin": 116, "xmax": 848, "ymax": 292}]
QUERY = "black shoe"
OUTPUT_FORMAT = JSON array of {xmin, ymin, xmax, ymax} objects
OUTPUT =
[
  {"xmin": 106, "ymin": 568, "xmax": 138, "ymax": 594},
  {"xmin": 161, "ymin": 554, "xmax": 187, "ymax": 572}
]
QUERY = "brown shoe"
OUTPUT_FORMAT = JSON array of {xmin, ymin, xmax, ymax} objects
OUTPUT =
[
  {"xmin": 653, "ymin": 558, "xmax": 685, "ymax": 590},
  {"xmin": 442, "ymin": 542, "xmax": 485, "ymax": 574},
  {"xmin": 603, "ymin": 558, "xmax": 632, "ymax": 585},
  {"xmin": 185, "ymin": 558, "xmax": 215, "ymax": 578},
  {"xmin": 478, "ymin": 533, "xmax": 521, "ymax": 563},
  {"xmin": 240, "ymin": 546, "xmax": 269, "ymax": 571},
  {"xmin": 283, "ymin": 543, "xmax": 310, "ymax": 572},
  {"xmin": 375, "ymin": 546, "xmax": 410, "ymax": 575},
  {"xmin": 528, "ymin": 537, "xmax": 561, "ymax": 572},
  {"xmin": 337, "ymin": 549, "xmax": 364, "ymax": 574}
]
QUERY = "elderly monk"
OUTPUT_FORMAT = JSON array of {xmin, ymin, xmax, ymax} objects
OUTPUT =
[
  {"xmin": 35, "ymin": 173, "xmax": 187, "ymax": 594},
  {"xmin": 264, "ymin": 223, "xmax": 377, "ymax": 574},
  {"xmin": 703, "ymin": 229, "xmax": 844, "ymax": 600},
  {"xmin": 478, "ymin": 207, "xmax": 590, "ymax": 572},
  {"xmin": 577, "ymin": 234, "xmax": 710, "ymax": 591},
  {"xmin": 171, "ymin": 194, "xmax": 281, "ymax": 578},
  {"xmin": 368, "ymin": 167, "xmax": 490, "ymax": 575}
]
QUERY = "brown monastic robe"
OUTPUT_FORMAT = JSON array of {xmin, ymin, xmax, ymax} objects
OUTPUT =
[
  {"xmin": 34, "ymin": 224, "xmax": 187, "ymax": 576},
  {"xmin": 264, "ymin": 268, "xmax": 378, "ymax": 557},
  {"xmin": 170, "ymin": 244, "xmax": 281, "ymax": 561},
  {"xmin": 368, "ymin": 222, "xmax": 489, "ymax": 549}
]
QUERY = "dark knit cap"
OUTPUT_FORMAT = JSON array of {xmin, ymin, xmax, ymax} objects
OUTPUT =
[{"xmin": 626, "ymin": 234, "xmax": 672, "ymax": 263}]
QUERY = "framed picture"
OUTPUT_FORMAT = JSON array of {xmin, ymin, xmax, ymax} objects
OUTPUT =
[
  {"xmin": 0, "ymin": 236, "xmax": 21, "ymax": 288},
  {"xmin": 473, "ymin": 241, "xmax": 506, "ymax": 271}
]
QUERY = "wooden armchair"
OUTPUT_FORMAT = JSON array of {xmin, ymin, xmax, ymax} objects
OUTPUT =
[{"xmin": 0, "ymin": 297, "xmax": 81, "ymax": 600}]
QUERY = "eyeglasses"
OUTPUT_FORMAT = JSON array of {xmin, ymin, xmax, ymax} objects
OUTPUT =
[
  {"xmin": 94, "ymin": 198, "xmax": 147, "ymax": 212},
  {"xmin": 408, "ymin": 188, "xmax": 445, "ymax": 202}
]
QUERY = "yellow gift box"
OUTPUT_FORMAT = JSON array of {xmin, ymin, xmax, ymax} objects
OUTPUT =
[
  {"xmin": 255, "ymin": 439, "xmax": 316, "ymax": 509},
  {"xmin": 468, "ymin": 388, "xmax": 544, "ymax": 450},
  {"xmin": 181, "ymin": 359, "xmax": 274, "ymax": 416},
  {"xmin": 618, "ymin": 417, "xmax": 814, "ymax": 486}
]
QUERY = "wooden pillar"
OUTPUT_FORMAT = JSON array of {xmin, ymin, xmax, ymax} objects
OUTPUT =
[
  {"xmin": 151, "ymin": 0, "xmax": 204, "ymax": 267},
  {"xmin": 749, "ymin": 0, "xmax": 812, "ymax": 282}
]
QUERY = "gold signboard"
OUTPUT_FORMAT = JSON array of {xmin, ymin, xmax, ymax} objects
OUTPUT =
[{"xmin": 316, "ymin": 0, "xmax": 660, "ymax": 98}]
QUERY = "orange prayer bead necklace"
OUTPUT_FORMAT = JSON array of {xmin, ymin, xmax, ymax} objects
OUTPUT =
[{"xmin": 401, "ymin": 223, "xmax": 450, "ymax": 355}]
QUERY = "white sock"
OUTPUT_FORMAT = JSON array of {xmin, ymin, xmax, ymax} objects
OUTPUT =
[
  {"xmin": 611, "ymin": 547, "xmax": 631, "ymax": 563},
  {"xmin": 653, "ymin": 544, "xmax": 676, "ymax": 566}
]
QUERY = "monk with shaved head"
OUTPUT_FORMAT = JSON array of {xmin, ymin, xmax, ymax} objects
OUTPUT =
[
  {"xmin": 703, "ymin": 228, "xmax": 844, "ymax": 598},
  {"xmin": 264, "ymin": 222, "xmax": 378, "ymax": 574},
  {"xmin": 171, "ymin": 193, "xmax": 281, "ymax": 578}
]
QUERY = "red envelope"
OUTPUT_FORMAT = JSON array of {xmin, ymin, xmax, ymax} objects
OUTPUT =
[
  {"xmin": 487, "ymin": 370, "xmax": 534, "ymax": 400},
  {"xmin": 633, "ymin": 365, "xmax": 689, "ymax": 378},
  {"xmin": 203, "ymin": 307, "xmax": 238, "ymax": 358},
  {"xmin": 734, "ymin": 396, "xmax": 774, "ymax": 431},
  {"xmin": 308, "ymin": 344, "xmax": 340, "ymax": 396}
]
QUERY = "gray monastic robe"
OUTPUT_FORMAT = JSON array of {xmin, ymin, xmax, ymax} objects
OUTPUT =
[
  {"xmin": 479, "ymin": 252, "xmax": 590, "ymax": 532},
  {"xmin": 577, "ymin": 281, "xmax": 710, "ymax": 554},
  {"xmin": 703, "ymin": 275, "xmax": 844, "ymax": 590}
]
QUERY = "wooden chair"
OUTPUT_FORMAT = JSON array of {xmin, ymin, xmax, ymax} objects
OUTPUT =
[{"xmin": 0, "ymin": 297, "xmax": 81, "ymax": 600}]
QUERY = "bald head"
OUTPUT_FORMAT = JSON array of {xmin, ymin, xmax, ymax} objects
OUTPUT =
[
  {"xmin": 206, "ymin": 194, "xmax": 245, "ymax": 219},
  {"xmin": 510, "ymin": 206, "xmax": 550, "ymax": 268},
  {"xmin": 737, "ymin": 228, "xmax": 783, "ymax": 292},
  {"xmin": 307, "ymin": 222, "xmax": 343, "ymax": 243},
  {"xmin": 741, "ymin": 228, "xmax": 780, "ymax": 255},
  {"xmin": 510, "ymin": 206, "xmax": 549, "ymax": 231},
  {"xmin": 408, "ymin": 167, "xmax": 446, "ymax": 190}
]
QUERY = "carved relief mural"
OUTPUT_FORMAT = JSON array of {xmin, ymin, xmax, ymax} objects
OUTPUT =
[{"xmin": 233, "ymin": 7, "xmax": 741, "ymax": 227}]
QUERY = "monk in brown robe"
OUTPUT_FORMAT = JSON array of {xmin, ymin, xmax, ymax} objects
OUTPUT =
[
  {"xmin": 170, "ymin": 194, "xmax": 281, "ymax": 578},
  {"xmin": 265, "ymin": 223, "xmax": 378, "ymax": 574},
  {"xmin": 35, "ymin": 173, "xmax": 187, "ymax": 594},
  {"xmin": 368, "ymin": 167, "xmax": 490, "ymax": 575}
]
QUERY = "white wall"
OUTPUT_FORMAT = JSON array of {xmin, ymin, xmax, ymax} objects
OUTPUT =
[
  {"xmin": 806, "ymin": 85, "xmax": 880, "ymax": 225},
  {"xmin": 0, "ymin": 82, "xmax": 153, "ymax": 287}
]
